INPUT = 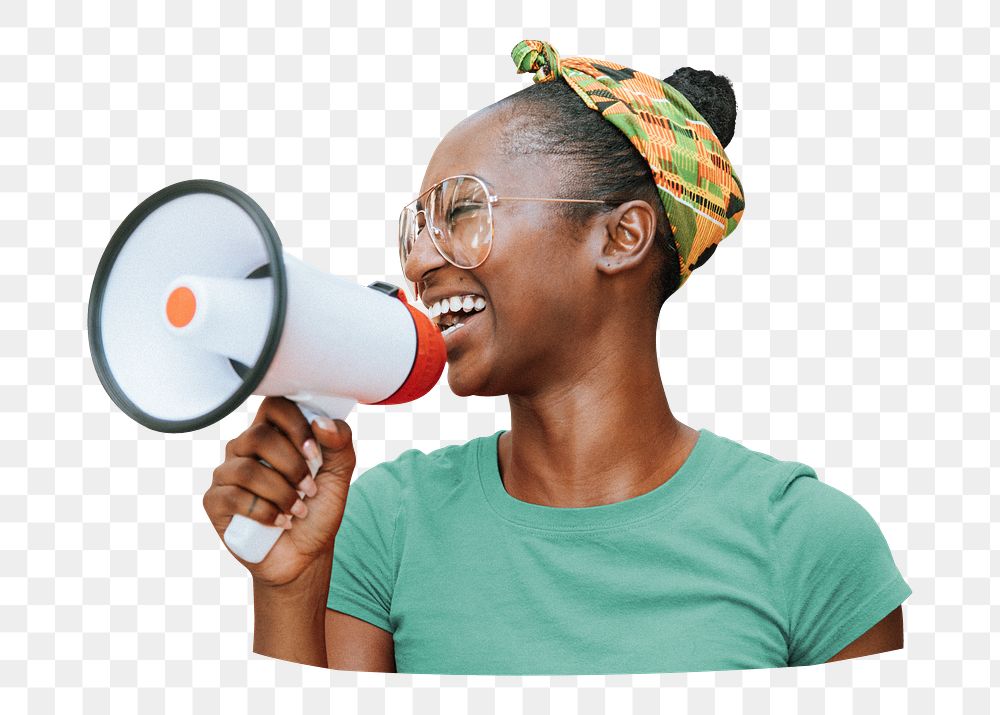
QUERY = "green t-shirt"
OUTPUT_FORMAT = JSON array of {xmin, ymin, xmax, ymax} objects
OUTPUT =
[{"xmin": 327, "ymin": 428, "xmax": 912, "ymax": 675}]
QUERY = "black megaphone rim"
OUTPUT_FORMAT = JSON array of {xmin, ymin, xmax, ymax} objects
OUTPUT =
[{"xmin": 87, "ymin": 179, "xmax": 288, "ymax": 433}]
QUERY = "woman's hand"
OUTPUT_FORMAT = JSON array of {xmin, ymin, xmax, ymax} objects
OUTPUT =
[{"xmin": 202, "ymin": 396, "xmax": 357, "ymax": 589}]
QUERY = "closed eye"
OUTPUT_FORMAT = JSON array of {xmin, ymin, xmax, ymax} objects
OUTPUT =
[{"xmin": 449, "ymin": 202, "xmax": 482, "ymax": 215}]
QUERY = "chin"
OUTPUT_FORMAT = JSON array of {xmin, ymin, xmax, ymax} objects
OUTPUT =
[
  {"xmin": 445, "ymin": 362, "xmax": 506, "ymax": 398},
  {"xmin": 441, "ymin": 333, "xmax": 513, "ymax": 397},
  {"xmin": 445, "ymin": 370, "xmax": 480, "ymax": 398}
]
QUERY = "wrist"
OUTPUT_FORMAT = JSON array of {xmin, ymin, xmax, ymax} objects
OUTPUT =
[
  {"xmin": 251, "ymin": 552, "xmax": 333, "ymax": 667},
  {"xmin": 253, "ymin": 551, "xmax": 333, "ymax": 606}
]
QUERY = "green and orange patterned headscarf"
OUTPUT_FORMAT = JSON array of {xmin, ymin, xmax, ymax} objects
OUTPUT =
[{"xmin": 511, "ymin": 39, "xmax": 746, "ymax": 289}]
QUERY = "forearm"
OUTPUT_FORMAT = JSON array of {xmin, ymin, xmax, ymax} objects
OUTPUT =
[{"xmin": 251, "ymin": 552, "xmax": 333, "ymax": 667}]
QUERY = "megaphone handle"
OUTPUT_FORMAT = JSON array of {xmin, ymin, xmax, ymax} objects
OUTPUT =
[
  {"xmin": 223, "ymin": 507, "xmax": 285, "ymax": 565},
  {"xmin": 289, "ymin": 394, "xmax": 357, "ymax": 427},
  {"xmin": 222, "ymin": 394, "xmax": 357, "ymax": 564}
]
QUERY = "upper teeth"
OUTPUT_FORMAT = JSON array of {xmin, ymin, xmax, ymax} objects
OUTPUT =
[{"xmin": 428, "ymin": 294, "xmax": 487, "ymax": 320}]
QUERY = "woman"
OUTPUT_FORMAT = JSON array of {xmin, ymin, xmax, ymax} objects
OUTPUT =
[{"xmin": 202, "ymin": 40, "xmax": 911, "ymax": 675}]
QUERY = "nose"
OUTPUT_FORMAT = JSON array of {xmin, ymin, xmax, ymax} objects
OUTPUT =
[{"xmin": 402, "ymin": 211, "xmax": 447, "ymax": 298}]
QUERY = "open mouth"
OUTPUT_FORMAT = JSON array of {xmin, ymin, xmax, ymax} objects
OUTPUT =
[
  {"xmin": 439, "ymin": 308, "xmax": 487, "ymax": 339},
  {"xmin": 429, "ymin": 294, "xmax": 488, "ymax": 333}
]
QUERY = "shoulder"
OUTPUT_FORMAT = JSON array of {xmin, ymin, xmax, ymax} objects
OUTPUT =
[
  {"xmin": 705, "ymin": 432, "xmax": 910, "ymax": 665},
  {"xmin": 704, "ymin": 430, "xmax": 882, "ymax": 539},
  {"xmin": 699, "ymin": 430, "xmax": 820, "ymax": 512},
  {"xmin": 767, "ymin": 459, "xmax": 882, "ymax": 544},
  {"xmin": 696, "ymin": 430, "xmax": 893, "ymax": 557},
  {"xmin": 709, "ymin": 430, "xmax": 905, "ymax": 583},
  {"xmin": 763, "ymin": 458, "xmax": 895, "ymax": 578},
  {"xmin": 349, "ymin": 432, "xmax": 491, "ymax": 505}
]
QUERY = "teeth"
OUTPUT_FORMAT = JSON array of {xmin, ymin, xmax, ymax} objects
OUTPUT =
[
  {"xmin": 428, "ymin": 294, "xmax": 488, "ymax": 326},
  {"xmin": 441, "ymin": 322, "xmax": 464, "ymax": 337}
]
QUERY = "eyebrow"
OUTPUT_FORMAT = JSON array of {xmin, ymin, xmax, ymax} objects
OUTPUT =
[{"xmin": 412, "ymin": 174, "xmax": 478, "ymax": 211}]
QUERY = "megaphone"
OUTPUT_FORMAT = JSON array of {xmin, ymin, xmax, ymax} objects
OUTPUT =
[{"xmin": 88, "ymin": 179, "xmax": 446, "ymax": 563}]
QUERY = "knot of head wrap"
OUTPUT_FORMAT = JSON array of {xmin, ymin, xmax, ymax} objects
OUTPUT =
[
  {"xmin": 510, "ymin": 39, "xmax": 746, "ymax": 290},
  {"xmin": 511, "ymin": 39, "xmax": 563, "ymax": 83}
]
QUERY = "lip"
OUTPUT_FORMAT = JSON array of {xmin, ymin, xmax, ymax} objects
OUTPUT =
[{"xmin": 442, "ymin": 306, "xmax": 486, "ymax": 350}]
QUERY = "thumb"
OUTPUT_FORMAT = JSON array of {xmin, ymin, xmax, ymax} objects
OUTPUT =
[{"xmin": 309, "ymin": 417, "xmax": 356, "ymax": 480}]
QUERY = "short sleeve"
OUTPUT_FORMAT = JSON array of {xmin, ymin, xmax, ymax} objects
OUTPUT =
[
  {"xmin": 771, "ymin": 468, "xmax": 912, "ymax": 667},
  {"xmin": 327, "ymin": 456, "xmax": 410, "ymax": 633}
]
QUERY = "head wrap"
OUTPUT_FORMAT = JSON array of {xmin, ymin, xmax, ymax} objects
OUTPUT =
[{"xmin": 511, "ymin": 39, "xmax": 745, "ymax": 290}]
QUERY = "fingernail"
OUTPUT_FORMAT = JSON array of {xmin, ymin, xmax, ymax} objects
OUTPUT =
[
  {"xmin": 297, "ymin": 475, "xmax": 317, "ymax": 498},
  {"xmin": 273, "ymin": 514, "xmax": 289, "ymax": 528},
  {"xmin": 290, "ymin": 499, "xmax": 308, "ymax": 519},
  {"xmin": 314, "ymin": 416, "xmax": 336, "ymax": 434},
  {"xmin": 302, "ymin": 439, "xmax": 322, "ymax": 477}
]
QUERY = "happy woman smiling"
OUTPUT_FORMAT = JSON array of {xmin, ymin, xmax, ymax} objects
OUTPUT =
[{"xmin": 202, "ymin": 40, "xmax": 911, "ymax": 675}]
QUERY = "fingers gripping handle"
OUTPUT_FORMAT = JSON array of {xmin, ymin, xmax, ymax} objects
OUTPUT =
[{"xmin": 222, "ymin": 395, "xmax": 357, "ymax": 564}]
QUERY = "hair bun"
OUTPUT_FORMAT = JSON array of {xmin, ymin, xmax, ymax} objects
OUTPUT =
[{"xmin": 663, "ymin": 67, "xmax": 738, "ymax": 148}]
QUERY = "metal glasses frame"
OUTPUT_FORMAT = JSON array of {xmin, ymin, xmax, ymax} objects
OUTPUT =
[{"xmin": 399, "ymin": 174, "xmax": 614, "ymax": 300}]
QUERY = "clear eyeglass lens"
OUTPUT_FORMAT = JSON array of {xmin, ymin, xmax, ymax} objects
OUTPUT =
[
  {"xmin": 398, "ymin": 176, "xmax": 493, "ymax": 299},
  {"xmin": 398, "ymin": 208, "xmax": 419, "ymax": 299},
  {"xmin": 431, "ymin": 177, "xmax": 491, "ymax": 268},
  {"xmin": 399, "ymin": 206, "xmax": 429, "ymax": 263}
]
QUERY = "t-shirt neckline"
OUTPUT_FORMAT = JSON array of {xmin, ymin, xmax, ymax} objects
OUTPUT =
[{"xmin": 477, "ymin": 427, "xmax": 718, "ymax": 532}]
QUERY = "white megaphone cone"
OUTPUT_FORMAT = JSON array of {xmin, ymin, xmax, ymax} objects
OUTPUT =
[{"xmin": 88, "ymin": 179, "xmax": 446, "ymax": 563}]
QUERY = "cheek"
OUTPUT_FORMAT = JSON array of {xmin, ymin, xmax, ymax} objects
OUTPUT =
[
  {"xmin": 491, "ymin": 217, "xmax": 578, "ymax": 279},
  {"xmin": 485, "ymin": 220, "xmax": 586, "ymax": 336}
]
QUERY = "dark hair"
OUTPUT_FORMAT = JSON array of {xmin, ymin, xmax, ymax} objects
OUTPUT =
[{"xmin": 493, "ymin": 66, "xmax": 738, "ymax": 313}]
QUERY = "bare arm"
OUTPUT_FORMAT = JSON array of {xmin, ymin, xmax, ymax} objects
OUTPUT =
[
  {"xmin": 825, "ymin": 604, "xmax": 904, "ymax": 663},
  {"xmin": 251, "ymin": 552, "xmax": 398, "ymax": 672},
  {"xmin": 252, "ymin": 551, "xmax": 333, "ymax": 667},
  {"xmin": 326, "ymin": 609, "xmax": 396, "ymax": 672}
]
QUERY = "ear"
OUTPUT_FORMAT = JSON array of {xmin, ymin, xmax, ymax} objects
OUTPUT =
[{"xmin": 595, "ymin": 200, "xmax": 659, "ymax": 276}]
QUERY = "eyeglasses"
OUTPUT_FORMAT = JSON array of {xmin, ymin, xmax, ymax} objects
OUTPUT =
[{"xmin": 398, "ymin": 174, "xmax": 613, "ymax": 301}]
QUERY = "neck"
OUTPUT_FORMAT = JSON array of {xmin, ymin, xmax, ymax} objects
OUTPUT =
[{"xmin": 499, "ymin": 332, "xmax": 697, "ymax": 508}]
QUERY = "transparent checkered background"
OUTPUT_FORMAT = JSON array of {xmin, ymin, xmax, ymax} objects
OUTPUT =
[{"xmin": 0, "ymin": 0, "xmax": 993, "ymax": 712}]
